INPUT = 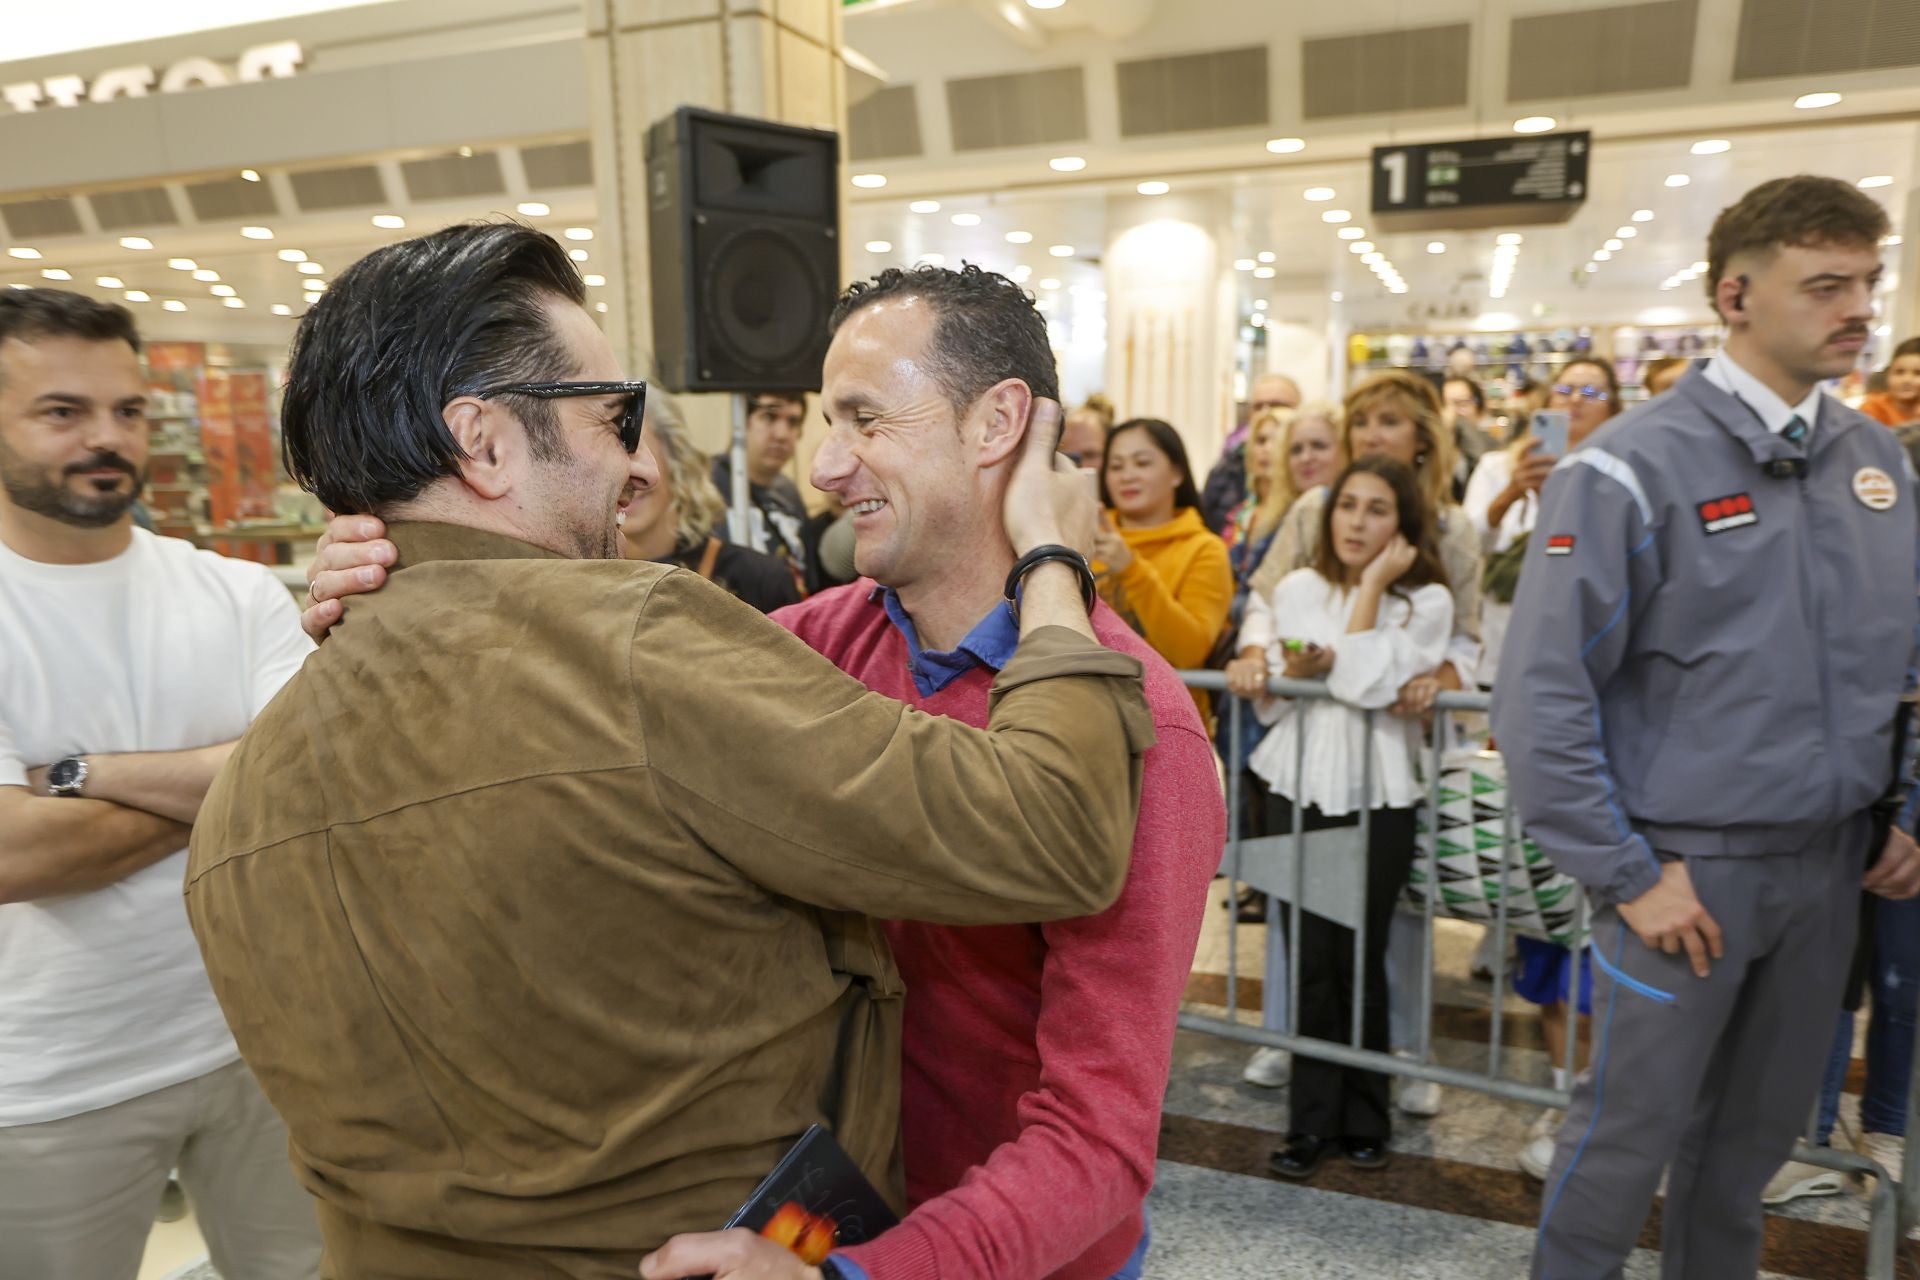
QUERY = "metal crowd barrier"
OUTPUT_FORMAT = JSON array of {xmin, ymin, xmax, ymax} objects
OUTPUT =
[{"xmin": 1175, "ymin": 668, "xmax": 1920, "ymax": 1277}]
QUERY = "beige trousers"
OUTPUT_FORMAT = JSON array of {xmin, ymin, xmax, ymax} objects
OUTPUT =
[{"xmin": 0, "ymin": 1058, "xmax": 321, "ymax": 1280}]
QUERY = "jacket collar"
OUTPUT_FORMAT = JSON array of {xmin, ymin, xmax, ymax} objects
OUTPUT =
[
  {"xmin": 387, "ymin": 521, "xmax": 568, "ymax": 570},
  {"xmin": 1671, "ymin": 367, "xmax": 1855, "ymax": 469}
]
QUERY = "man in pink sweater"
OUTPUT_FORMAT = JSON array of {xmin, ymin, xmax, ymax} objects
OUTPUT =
[{"xmin": 303, "ymin": 265, "xmax": 1221, "ymax": 1280}]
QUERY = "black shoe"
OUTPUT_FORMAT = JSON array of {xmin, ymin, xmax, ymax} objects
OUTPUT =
[
  {"xmin": 1268, "ymin": 1135, "xmax": 1332, "ymax": 1180},
  {"xmin": 1340, "ymin": 1137, "xmax": 1391, "ymax": 1170}
]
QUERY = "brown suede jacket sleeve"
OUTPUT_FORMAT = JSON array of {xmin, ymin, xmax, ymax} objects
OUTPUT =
[{"xmin": 631, "ymin": 571, "xmax": 1156, "ymax": 923}]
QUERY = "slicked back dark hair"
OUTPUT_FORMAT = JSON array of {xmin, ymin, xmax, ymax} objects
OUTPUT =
[
  {"xmin": 0, "ymin": 289, "xmax": 140, "ymax": 390},
  {"xmin": 828, "ymin": 263, "xmax": 1059, "ymax": 418},
  {"xmin": 281, "ymin": 221, "xmax": 587, "ymax": 515},
  {"xmin": 1707, "ymin": 175, "xmax": 1891, "ymax": 315},
  {"xmin": 1099, "ymin": 417, "xmax": 1203, "ymax": 512}
]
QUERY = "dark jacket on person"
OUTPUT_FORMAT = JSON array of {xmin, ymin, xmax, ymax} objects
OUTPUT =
[
  {"xmin": 1199, "ymin": 443, "xmax": 1246, "ymax": 535},
  {"xmin": 184, "ymin": 521, "xmax": 1154, "ymax": 1279},
  {"xmin": 660, "ymin": 535, "xmax": 800, "ymax": 614}
]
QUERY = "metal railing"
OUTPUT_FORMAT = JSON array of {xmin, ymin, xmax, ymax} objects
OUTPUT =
[{"xmin": 1177, "ymin": 668, "xmax": 1920, "ymax": 1276}]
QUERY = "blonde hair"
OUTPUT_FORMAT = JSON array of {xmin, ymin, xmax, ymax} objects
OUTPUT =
[
  {"xmin": 1251, "ymin": 400, "xmax": 1342, "ymax": 542},
  {"xmin": 1343, "ymin": 370, "xmax": 1455, "ymax": 517},
  {"xmin": 644, "ymin": 392, "xmax": 727, "ymax": 552},
  {"xmin": 1078, "ymin": 392, "xmax": 1116, "ymax": 428}
]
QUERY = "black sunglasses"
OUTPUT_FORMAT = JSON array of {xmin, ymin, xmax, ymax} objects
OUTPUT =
[{"xmin": 478, "ymin": 380, "xmax": 648, "ymax": 453}]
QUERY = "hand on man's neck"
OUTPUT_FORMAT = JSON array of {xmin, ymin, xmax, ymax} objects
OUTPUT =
[{"xmin": 0, "ymin": 500, "xmax": 133, "ymax": 566}]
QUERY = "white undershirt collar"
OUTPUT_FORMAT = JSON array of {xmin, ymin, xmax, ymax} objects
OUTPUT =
[{"xmin": 1703, "ymin": 351, "xmax": 1824, "ymax": 442}]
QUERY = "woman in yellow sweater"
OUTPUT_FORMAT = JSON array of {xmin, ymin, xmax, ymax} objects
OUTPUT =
[{"xmin": 1094, "ymin": 417, "xmax": 1235, "ymax": 719}]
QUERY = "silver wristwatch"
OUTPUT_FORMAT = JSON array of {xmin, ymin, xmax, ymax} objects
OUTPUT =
[{"xmin": 47, "ymin": 756, "xmax": 89, "ymax": 798}]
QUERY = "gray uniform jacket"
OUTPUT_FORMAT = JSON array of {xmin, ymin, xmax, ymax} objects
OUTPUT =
[{"xmin": 1491, "ymin": 368, "xmax": 1917, "ymax": 905}]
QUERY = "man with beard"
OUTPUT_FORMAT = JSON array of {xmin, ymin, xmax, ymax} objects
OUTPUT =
[{"xmin": 0, "ymin": 289, "xmax": 320, "ymax": 1278}]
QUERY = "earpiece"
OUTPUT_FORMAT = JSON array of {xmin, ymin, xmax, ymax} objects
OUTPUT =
[{"xmin": 1731, "ymin": 274, "xmax": 1750, "ymax": 314}]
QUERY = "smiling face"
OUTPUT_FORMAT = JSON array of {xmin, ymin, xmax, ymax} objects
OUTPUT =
[
  {"xmin": 1286, "ymin": 415, "xmax": 1341, "ymax": 494},
  {"xmin": 1104, "ymin": 426, "xmax": 1184, "ymax": 526},
  {"xmin": 1329, "ymin": 470, "xmax": 1401, "ymax": 579},
  {"xmin": 0, "ymin": 334, "xmax": 149, "ymax": 529},
  {"xmin": 1549, "ymin": 359, "xmax": 1618, "ymax": 448}
]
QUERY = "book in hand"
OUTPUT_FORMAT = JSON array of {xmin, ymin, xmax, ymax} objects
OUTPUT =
[{"xmin": 726, "ymin": 1124, "xmax": 899, "ymax": 1264}]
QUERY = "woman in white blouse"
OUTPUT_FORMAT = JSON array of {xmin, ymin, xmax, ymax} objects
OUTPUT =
[{"xmin": 1225, "ymin": 457, "xmax": 1454, "ymax": 1182}]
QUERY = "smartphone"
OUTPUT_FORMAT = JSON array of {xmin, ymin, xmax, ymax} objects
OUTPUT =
[{"xmin": 1530, "ymin": 409, "xmax": 1571, "ymax": 460}]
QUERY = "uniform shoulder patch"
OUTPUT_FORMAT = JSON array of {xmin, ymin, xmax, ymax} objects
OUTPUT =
[
  {"xmin": 1544, "ymin": 534, "xmax": 1575, "ymax": 556},
  {"xmin": 1697, "ymin": 492, "xmax": 1757, "ymax": 534}
]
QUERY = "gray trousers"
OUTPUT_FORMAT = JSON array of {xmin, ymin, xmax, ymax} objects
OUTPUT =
[{"xmin": 1531, "ymin": 827, "xmax": 1867, "ymax": 1279}]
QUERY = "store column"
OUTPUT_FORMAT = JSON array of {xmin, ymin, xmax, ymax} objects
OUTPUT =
[
  {"xmin": 581, "ymin": 0, "xmax": 846, "ymax": 449},
  {"xmin": 1102, "ymin": 190, "xmax": 1235, "ymax": 472}
]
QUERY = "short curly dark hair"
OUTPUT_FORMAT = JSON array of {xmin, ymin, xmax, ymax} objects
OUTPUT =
[
  {"xmin": 828, "ymin": 263, "xmax": 1059, "ymax": 418},
  {"xmin": 1706, "ymin": 175, "xmax": 1890, "ymax": 315}
]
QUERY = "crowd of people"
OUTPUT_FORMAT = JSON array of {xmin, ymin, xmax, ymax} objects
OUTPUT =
[{"xmin": 3, "ymin": 171, "xmax": 1920, "ymax": 1280}]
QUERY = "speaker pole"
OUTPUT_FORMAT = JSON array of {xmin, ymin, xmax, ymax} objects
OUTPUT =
[{"xmin": 729, "ymin": 393, "xmax": 759, "ymax": 552}]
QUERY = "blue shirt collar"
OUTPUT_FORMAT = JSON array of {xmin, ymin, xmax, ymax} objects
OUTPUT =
[{"xmin": 870, "ymin": 584, "xmax": 1020, "ymax": 697}]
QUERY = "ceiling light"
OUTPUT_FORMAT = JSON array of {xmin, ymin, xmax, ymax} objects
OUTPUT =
[
  {"xmin": 1010, "ymin": 265, "xmax": 1031, "ymax": 282},
  {"xmin": 162, "ymin": 300, "xmax": 186, "ymax": 311},
  {"xmin": 168, "ymin": 258, "xmax": 197, "ymax": 270},
  {"xmin": 210, "ymin": 284, "xmax": 236, "ymax": 296},
  {"xmin": 1616, "ymin": 226, "xmax": 1638, "ymax": 238},
  {"xmin": 1605, "ymin": 238, "xmax": 1624, "ymax": 251},
  {"xmin": 305, "ymin": 280, "xmax": 328, "ymax": 291},
  {"xmin": 457, "ymin": 146, "xmax": 474, "ymax": 158},
  {"xmin": 1321, "ymin": 209, "xmax": 1352, "ymax": 224},
  {"xmin": 1258, "ymin": 251, "xmax": 1276, "ymax": 263},
  {"xmin": 241, "ymin": 226, "xmax": 273, "ymax": 240},
  {"xmin": 516, "ymin": 202, "xmax": 550, "ymax": 216},
  {"xmin": 1026, "ymin": 0, "xmax": 1065, "ymax": 9},
  {"xmin": 1253, "ymin": 300, "xmax": 1268, "ymax": 310},
  {"xmin": 865, "ymin": 240, "xmax": 892, "ymax": 253},
  {"xmin": 1267, "ymin": 138, "xmax": 1305, "ymax": 154},
  {"xmin": 1006, "ymin": 230, "xmax": 1033, "ymax": 244},
  {"xmin": 95, "ymin": 276, "xmax": 124, "ymax": 288},
  {"xmin": 1664, "ymin": 174, "xmax": 1690, "ymax": 187},
  {"xmin": 1795, "ymin": 92, "xmax": 1842, "ymax": 110},
  {"xmin": 1049, "ymin": 156, "xmax": 1087, "ymax": 172},
  {"xmin": 1137, "ymin": 180, "xmax": 1170, "ymax": 196},
  {"xmin": 1254, "ymin": 267, "xmax": 1276, "ymax": 279},
  {"xmin": 1691, "ymin": 261, "xmax": 1709, "ymax": 271},
  {"xmin": 569, "ymin": 248, "xmax": 589, "ymax": 262},
  {"xmin": 271, "ymin": 304, "xmax": 291, "ymax": 316},
  {"xmin": 1049, "ymin": 244, "xmax": 1075, "ymax": 257},
  {"xmin": 1248, "ymin": 314, "xmax": 1265, "ymax": 328},
  {"xmin": 1495, "ymin": 233, "xmax": 1524, "ymax": 246},
  {"xmin": 1427, "ymin": 241, "xmax": 1446, "ymax": 254},
  {"xmin": 1234, "ymin": 258, "xmax": 1256, "ymax": 270},
  {"xmin": 119, "ymin": 236, "xmax": 154, "ymax": 251},
  {"xmin": 910, "ymin": 200, "xmax": 941, "ymax": 214},
  {"xmin": 296, "ymin": 262, "xmax": 323, "ymax": 275},
  {"xmin": 39, "ymin": 268, "xmax": 70, "ymax": 280},
  {"xmin": 223, "ymin": 297, "xmax": 245, "ymax": 308},
  {"xmin": 1585, "ymin": 263, "xmax": 1600, "ymax": 272},
  {"xmin": 1859, "ymin": 175, "xmax": 1894, "ymax": 189},
  {"xmin": 276, "ymin": 249, "xmax": 306, "ymax": 262},
  {"xmin": 595, "ymin": 302, "xmax": 609, "ymax": 314},
  {"xmin": 1363, "ymin": 252, "xmax": 1384, "ymax": 264},
  {"xmin": 7, "ymin": 247, "xmax": 41, "ymax": 259},
  {"xmin": 123, "ymin": 290, "xmax": 150, "ymax": 302},
  {"xmin": 1330, "ymin": 291, "xmax": 1343, "ymax": 301},
  {"xmin": 1514, "ymin": 116, "xmax": 1556, "ymax": 134},
  {"xmin": 1303, "ymin": 187, "xmax": 1335, "ymax": 202},
  {"xmin": 1349, "ymin": 242, "xmax": 1371, "ymax": 254},
  {"xmin": 583, "ymin": 274, "xmax": 606, "ymax": 286},
  {"xmin": 564, "ymin": 227, "xmax": 593, "ymax": 240},
  {"xmin": 1040, "ymin": 278, "xmax": 1060, "ymax": 290},
  {"xmin": 1389, "ymin": 284, "xmax": 1408, "ymax": 293},
  {"xmin": 1633, "ymin": 209, "xmax": 1655, "ymax": 222},
  {"xmin": 192, "ymin": 269, "xmax": 219, "ymax": 281},
  {"xmin": 372, "ymin": 214, "xmax": 406, "ymax": 229},
  {"xmin": 1338, "ymin": 226, "xmax": 1366, "ymax": 240},
  {"xmin": 1690, "ymin": 139, "xmax": 1731, "ymax": 155},
  {"xmin": 951, "ymin": 213, "xmax": 981, "ymax": 226},
  {"xmin": 1886, "ymin": 235, "xmax": 1905, "ymax": 247},
  {"xmin": 851, "ymin": 174, "xmax": 888, "ymax": 190},
  {"xmin": 1592, "ymin": 249, "xmax": 1612, "ymax": 261}
]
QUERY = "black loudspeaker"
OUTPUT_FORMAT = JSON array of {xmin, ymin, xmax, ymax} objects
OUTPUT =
[{"xmin": 645, "ymin": 106, "xmax": 839, "ymax": 394}]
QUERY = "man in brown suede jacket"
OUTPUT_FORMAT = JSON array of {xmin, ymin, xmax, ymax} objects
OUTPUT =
[{"xmin": 184, "ymin": 223, "xmax": 1151, "ymax": 1280}]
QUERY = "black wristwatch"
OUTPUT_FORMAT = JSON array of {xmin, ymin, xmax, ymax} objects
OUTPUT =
[
  {"xmin": 47, "ymin": 756, "xmax": 89, "ymax": 798},
  {"xmin": 1003, "ymin": 544, "xmax": 1097, "ymax": 622}
]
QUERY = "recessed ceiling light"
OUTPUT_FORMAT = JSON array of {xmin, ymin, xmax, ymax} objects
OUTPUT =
[
  {"xmin": 1254, "ymin": 266, "xmax": 1276, "ymax": 279},
  {"xmin": 1349, "ymin": 242, "xmax": 1372, "ymax": 254},
  {"xmin": 276, "ymin": 249, "xmax": 306, "ymax": 263},
  {"xmin": 1605, "ymin": 238, "xmax": 1624, "ymax": 251},
  {"xmin": 1321, "ymin": 209, "xmax": 1352, "ymax": 224},
  {"xmin": 241, "ymin": 168, "xmax": 262, "ymax": 182},
  {"xmin": 457, "ymin": 146, "xmax": 475, "ymax": 158},
  {"xmin": 583, "ymin": 274, "xmax": 606, "ymax": 286},
  {"xmin": 1253, "ymin": 300, "xmax": 1267, "ymax": 310},
  {"xmin": 851, "ymin": 174, "xmax": 888, "ymax": 189},
  {"xmin": 211, "ymin": 284, "xmax": 237, "ymax": 296},
  {"xmin": 297, "ymin": 262, "xmax": 323, "ymax": 275},
  {"xmin": 1616, "ymin": 226, "xmax": 1637, "ymax": 238},
  {"xmin": 1795, "ymin": 91, "xmax": 1842, "ymax": 110},
  {"xmin": 1514, "ymin": 116, "xmax": 1556, "ymax": 134},
  {"xmin": 595, "ymin": 302, "xmax": 609, "ymax": 314},
  {"xmin": 1690, "ymin": 139, "xmax": 1731, "ymax": 155},
  {"xmin": 1593, "ymin": 249, "xmax": 1612, "ymax": 261},
  {"xmin": 1886, "ymin": 235, "xmax": 1905, "ymax": 247},
  {"xmin": 305, "ymin": 280, "xmax": 328, "ymax": 291},
  {"xmin": 910, "ymin": 200, "xmax": 941, "ymax": 214},
  {"xmin": 372, "ymin": 214, "xmax": 406, "ymax": 229},
  {"xmin": 569, "ymin": 248, "xmax": 589, "ymax": 262},
  {"xmin": 1664, "ymin": 174, "xmax": 1691, "ymax": 187},
  {"xmin": 96, "ymin": 276, "xmax": 124, "ymax": 289},
  {"xmin": 951, "ymin": 213, "xmax": 981, "ymax": 226},
  {"xmin": 168, "ymin": 258, "xmax": 197, "ymax": 270},
  {"xmin": 1234, "ymin": 258, "xmax": 1256, "ymax": 271},
  {"xmin": 223, "ymin": 297, "xmax": 245, "ymax": 308},
  {"xmin": 1632, "ymin": 209, "xmax": 1655, "ymax": 222},
  {"xmin": 1337, "ymin": 226, "xmax": 1366, "ymax": 240},
  {"xmin": 1049, "ymin": 156, "xmax": 1087, "ymax": 172},
  {"xmin": 1249, "ymin": 314, "xmax": 1265, "ymax": 328},
  {"xmin": 1257, "ymin": 251, "xmax": 1277, "ymax": 263},
  {"xmin": 564, "ymin": 227, "xmax": 593, "ymax": 241},
  {"xmin": 1267, "ymin": 138, "xmax": 1306, "ymax": 154},
  {"xmin": 1363, "ymin": 252, "xmax": 1384, "ymax": 264},
  {"xmin": 271, "ymin": 304, "xmax": 292, "ymax": 315},
  {"xmin": 1137, "ymin": 181, "xmax": 1170, "ymax": 196},
  {"xmin": 162, "ymin": 300, "xmax": 186, "ymax": 311},
  {"xmin": 1039, "ymin": 278, "xmax": 1060, "ymax": 290},
  {"xmin": 190, "ymin": 268, "xmax": 218, "ymax": 280},
  {"xmin": 1859, "ymin": 175, "xmax": 1894, "ymax": 189},
  {"xmin": 241, "ymin": 226, "xmax": 273, "ymax": 240},
  {"xmin": 1330, "ymin": 290, "xmax": 1343, "ymax": 301},
  {"xmin": 1496, "ymin": 233, "xmax": 1524, "ymax": 246},
  {"xmin": 1303, "ymin": 187, "xmax": 1335, "ymax": 201},
  {"xmin": 517, "ymin": 202, "xmax": 550, "ymax": 216},
  {"xmin": 124, "ymin": 290, "xmax": 150, "ymax": 303},
  {"xmin": 1026, "ymin": 0, "xmax": 1065, "ymax": 10},
  {"xmin": 7, "ymin": 247, "xmax": 41, "ymax": 260},
  {"xmin": 1427, "ymin": 241, "xmax": 1446, "ymax": 254},
  {"xmin": 119, "ymin": 237, "xmax": 154, "ymax": 251},
  {"xmin": 1049, "ymin": 244, "xmax": 1074, "ymax": 258},
  {"xmin": 1691, "ymin": 261, "xmax": 1709, "ymax": 271},
  {"xmin": 39, "ymin": 268, "xmax": 71, "ymax": 280},
  {"xmin": 998, "ymin": 231, "xmax": 1030, "ymax": 246},
  {"xmin": 865, "ymin": 240, "xmax": 892, "ymax": 253},
  {"xmin": 1584, "ymin": 263, "xmax": 1599, "ymax": 272}
]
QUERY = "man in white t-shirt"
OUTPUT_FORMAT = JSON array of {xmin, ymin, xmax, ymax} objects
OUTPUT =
[{"xmin": 0, "ymin": 289, "xmax": 320, "ymax": 1279}]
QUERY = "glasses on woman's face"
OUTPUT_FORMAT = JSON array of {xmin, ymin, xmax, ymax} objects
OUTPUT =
[
  {"xmin": 478, "ymin": 380, "xmax": 649, "ymax": 453},
  {"xmin": 1554, "ymin": 383, "xmax": 1611, "ymax": 403}
]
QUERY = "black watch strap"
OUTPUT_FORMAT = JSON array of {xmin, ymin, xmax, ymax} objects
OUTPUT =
[{"xmin": 1003, "ymin": 544, "xmax": 1097, "ymax": 622}]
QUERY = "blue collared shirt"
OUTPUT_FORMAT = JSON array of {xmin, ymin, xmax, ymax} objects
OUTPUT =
[{"xmin": 873, "ymin": 585, "xmax": 1020, "ymax": 697}]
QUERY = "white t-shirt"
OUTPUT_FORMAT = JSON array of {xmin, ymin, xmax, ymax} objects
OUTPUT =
[
  {"xmin": 0, "ymin": 528, "xmax": 312, "ymax": 1125},
  {"xmin": 1246, "ymin": 568, "xmax": 1453, "ymax": 815}
]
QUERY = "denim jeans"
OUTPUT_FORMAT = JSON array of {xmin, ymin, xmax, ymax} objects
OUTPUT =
[{"xmin": 1814, "ymin": 895, "xmax": 1920, "ymax": 1142}]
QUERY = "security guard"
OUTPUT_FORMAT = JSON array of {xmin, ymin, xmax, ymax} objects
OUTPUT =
[{"xmin": 1494, "ymin": 174, "xmax": 1920, "ymax": 1279}]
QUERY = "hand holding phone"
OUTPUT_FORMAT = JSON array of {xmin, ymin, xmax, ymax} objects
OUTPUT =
[{"xmin": 1530, "ymin": 409, "xmax": 1571, "ymax": 460}]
